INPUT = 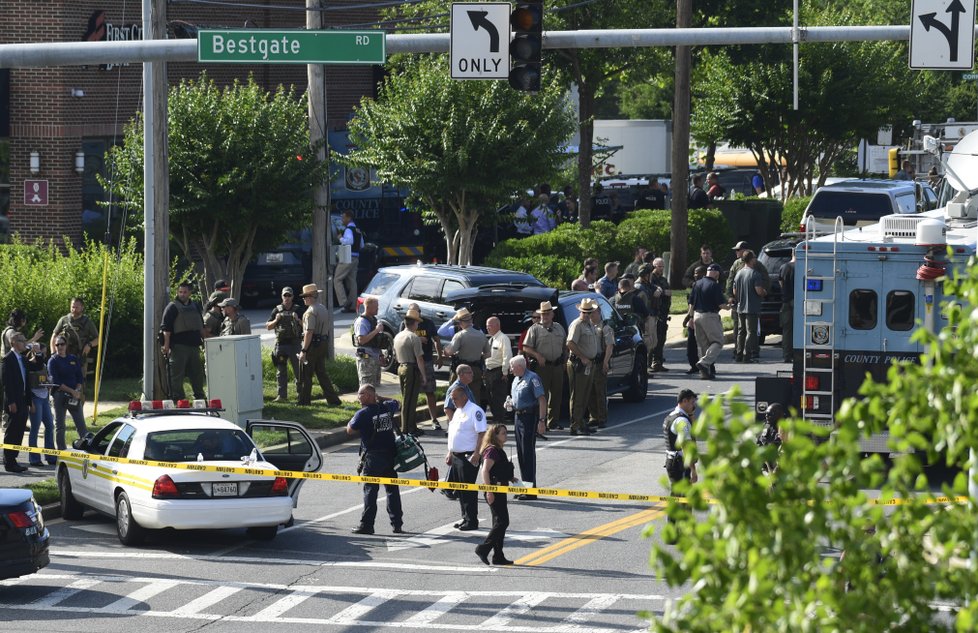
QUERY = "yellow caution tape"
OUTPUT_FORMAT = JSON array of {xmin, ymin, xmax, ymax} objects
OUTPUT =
[{"xmin": 1, "ymin": 443, "xmax": 968, "ymax": 506}]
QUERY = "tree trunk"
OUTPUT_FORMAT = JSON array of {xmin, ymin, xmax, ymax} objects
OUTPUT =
[
  {"xmin": 704, "ymin": 141, "xmax": 716, "ymax": 172},
  {"xmin": 577, "ymin": 80, "xmax": 596, "ymax": 228},
  {"xmin": 670, "ymin": 0, "xmax": 692, "ymax": 289}
]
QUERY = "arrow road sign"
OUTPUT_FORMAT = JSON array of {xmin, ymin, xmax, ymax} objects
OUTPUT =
[
  {"xmin": 910, "ymin": 0, "xmax": 976, "ymax": 70},
  {"xmin": 450, "ymin": 3, "xmax": 511, "ymax": 80}
]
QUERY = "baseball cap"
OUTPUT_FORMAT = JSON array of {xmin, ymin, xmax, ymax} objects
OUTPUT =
[
  {"xmin": 214, "ymin": 279, "xmax": 230, "ymax": 291},
  {"xmin": 218, "ymin": 297, "xmax": 239, "ymax": 308},
  {"xmin": 732, "ymin": 241, "xmax": 750, "ymax": 250},
  {"xmin": 281, "ymin": 286, "xmax": 294, "ymax": 296},
  {"xmin": 707, "ymin": 263, "xmax": 722, "ymax": 273}
]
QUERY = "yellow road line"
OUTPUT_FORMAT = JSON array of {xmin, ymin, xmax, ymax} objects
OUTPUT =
[{"xmin": 516, "ymin": 507, "xmax": 666, "ymax": 567}]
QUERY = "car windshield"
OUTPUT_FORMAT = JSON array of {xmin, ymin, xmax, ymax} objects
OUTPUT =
[
  {"xmin": 806, "ymin": 191, "xmax": 893, "ymax": 222},
  {"xmin": 364, "ymin": 272, "xmax": 400, "ymax": 296},
  {"xmin": 144, "ymin": 429, "xmax": 256, "ymax": 463},
  {"xmin": 758, "ymin": 250, "xmax": 792, "ymax": 278}
]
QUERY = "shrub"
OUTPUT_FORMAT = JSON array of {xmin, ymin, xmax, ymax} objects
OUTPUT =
[{"xmin": 782, "ymin": 195, "xmax": 811, "ymax": 233}]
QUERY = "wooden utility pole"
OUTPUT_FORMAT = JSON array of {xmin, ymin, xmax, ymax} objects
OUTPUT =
[
  {"xmin": 669, "ymin": 0, "xmax": 692, "ymax": 289},
  {"xmin": 307, "ymin": 0, "xmax": 334, "ymax": 357},
  {"xmin": 143, "ymin": 0, "xmax": 170, "ymax": 399}
]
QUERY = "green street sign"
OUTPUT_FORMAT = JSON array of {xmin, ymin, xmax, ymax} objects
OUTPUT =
[
  {"xmin": 964, "ymin": 73, "xmax": 978, "ymax": 80},
  {"xmin": 197, "ymin": 30, "xmax": 385, "ymax": 65}
]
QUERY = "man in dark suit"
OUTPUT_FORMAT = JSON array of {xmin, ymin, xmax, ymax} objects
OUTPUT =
[{"xmin": 3, "ymin": 332, "xmax": 33, "ymax": 472}]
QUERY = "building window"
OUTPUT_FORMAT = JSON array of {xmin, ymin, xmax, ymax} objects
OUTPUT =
[
  {"xmin": 848, "ymin": 289, "xmax": 877, "ymax": 330},
  {"xmin": 886, "ymin": 290, "xmax": 915, "ymax": 331},
  {"xmin": 81, "ymin": 138, "xmax": 122, "ymax": 242}
]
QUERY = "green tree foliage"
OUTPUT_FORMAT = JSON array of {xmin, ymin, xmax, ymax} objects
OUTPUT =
[
  {"xmin": 651, "ymin": 259, "xmax": 978, "ymax": 631},
  {"xmin": 104, "ymin": 74, "xmax": 325, "ymax": 295},
  {"xmin": 343, "ymin": 56, "xmax": 575, "ymax": 265}
]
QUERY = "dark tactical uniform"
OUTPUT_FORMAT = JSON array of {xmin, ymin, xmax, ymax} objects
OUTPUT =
[
  {"xmin": 650, "ymin": 270, "xmax": 672, "ymax": 367},
  {"xmin": 348, "ymin": 399, "xmax": 404, "ymax": 532},
  {"xmin": 298, "ymin": 302, "xmax": 341, "ymax": 405},
  {"xmin": 449, "ymin": 326, "xmax": 487, "ymax": 404},
  {"xmin": 202, "ymin": 290, "xmax": 227, "ymax": 339},
  {"xmin": 220, "ymin": 314, "xmax": 251, "ymax": 336},
  {"xmin": 522, "ymin": 320, "xmax": 566, "ymax": 430},
  {"xmin": 269, "ymin": 303, "xmax": 303, "ymax": 400},
  {"xmin": 663, "ymin": 406, "xmax": 695, "ymax": 491},
  {"xmin": 161, "ymin": 299, "xmax": 206, "ymax": 401}
]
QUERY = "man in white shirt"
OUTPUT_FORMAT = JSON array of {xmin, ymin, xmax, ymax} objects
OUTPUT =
[
  {"xmin": 483, "ymin": 316, "xmax": 512, "ymax": 422},
  {"xmin": 444, "ymin": 386, "xmax": 487, "ymax": 531},
  {"xmin": 335, "ymin": 210, "xmax": 364, "ymax": 313}
]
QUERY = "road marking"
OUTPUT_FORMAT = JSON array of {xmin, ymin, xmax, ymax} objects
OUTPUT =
[
  {"xmin": 562, "ymin": 594, "xmax": 621, "ymax": 626},
  {"xmin": 68, "ymin": 523, "xmax": 117, "ymax": 535},
  {"xmin": 251, "ymin": 587, "xmax": 323, "ymax": 620},
  {"xmin": 26, "ymin": 577, "xmax": 100, "ymax": 607},
  {"xmin": 325, "ymin": 589, "xmax": 399, "ymax": 624},
  {"xmin": 98, "ymin": 580, "xmax": 178, "ymax": 613},
  {"xmin": 480, "ymin": 593, "xmax": 551, "ymax": 627},
  {"xmin": 516, "ymin": 507, "xmax": 666, "ymax": 567},
  {"xmin": 165, "ymin": 585, "xmax": 242, "ymax": 617},
  {"xmin": 401, "ymin": 591, "xmax": 469, "ymax": 625},
  {"xmin": 387, "ymin": 524, "xmax": 563, "ymax": 552}
]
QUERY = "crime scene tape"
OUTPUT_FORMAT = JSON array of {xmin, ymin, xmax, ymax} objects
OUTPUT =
[{"xmin": 1, "ymin": 443, "xmax": 969, "ymax": 507}]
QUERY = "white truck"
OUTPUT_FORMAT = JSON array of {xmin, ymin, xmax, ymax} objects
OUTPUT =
[{"xmin": 592, "ymin": 119, "xmax": 672, "ymax": 178}]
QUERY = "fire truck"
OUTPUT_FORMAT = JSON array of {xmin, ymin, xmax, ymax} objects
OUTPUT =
[{"xmin": 757, "ymin": 130, "xmax": 978, "ymax": 453}]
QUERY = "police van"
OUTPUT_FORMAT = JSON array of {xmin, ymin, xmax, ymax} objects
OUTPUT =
[{"xmin": 758, "ymin": 131, "xmax": 978, "ymax": 453}]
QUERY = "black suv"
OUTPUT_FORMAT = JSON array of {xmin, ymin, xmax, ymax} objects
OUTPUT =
[
  {"xmin": 756, "ymin": 236, "xmax": 801, "ymax": 343},
  {"xmin": 446, "ymin": 286, "xmax": 649, "ymax": 406}
]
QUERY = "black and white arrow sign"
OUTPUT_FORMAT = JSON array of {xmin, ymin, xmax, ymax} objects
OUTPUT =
[
  {"xmin": 450, "ymin": 3, "xmax": 511, "ymax": 80},
  {"xmin": 910, "ymin": 0, "xmax": 976, "ymax": 70}
]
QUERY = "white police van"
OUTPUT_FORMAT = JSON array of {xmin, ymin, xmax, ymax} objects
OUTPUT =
[{"xmin": 758, "ymin": 131, "xmax": 978, "ymax": 453}]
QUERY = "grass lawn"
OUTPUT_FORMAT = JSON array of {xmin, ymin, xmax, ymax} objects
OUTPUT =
[{"xmin": 25, "ymin": 478, "xmax": 59, "ymax": 506}]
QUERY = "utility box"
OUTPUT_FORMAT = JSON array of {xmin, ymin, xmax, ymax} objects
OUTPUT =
[{"xmin": 204, "ymin": 334, "xmax": 263, "ymax": 427}]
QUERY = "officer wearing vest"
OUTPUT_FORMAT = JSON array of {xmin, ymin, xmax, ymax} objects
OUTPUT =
[
  {"xmin": 649, "ymin": 257, "xmax": 673, "ymax": 372},
  {"xmin": 297, "ymin": 283, "xmax": 342, "ymax": 406},
  {"xmin": 635, "ymin": 263, "xmax": 662, "ymax": 359},
  {"xmin": 219, "ymin": 298, "xmax": 251, "ymax": 336},
  {"xmin": 50, "ymin": 297, "xmax": 99, "ymax": 381},
  {"xmin": 202, "ymin": 291, "xmax": 226, "ymax": 339},
  {"xmin": 265, "ymin": 287, "xmax": 303, "ymax": 402},
  {"xmin": 522, "ymin": 301, "xmax": 567, "ymax": 431},
  {"xmin": 335, "ymin": 211, "xmax": 365, "ymax": 313},
  {"xmin": 393, "ymin": 308, "xmax": 427, "ymax": 435},
  {"xmin": 565, "ymin": 298, "xmax": 600, "ymax": 436},
  {"xmin": 613, "ymin": 277, "xmax": 649, "ymax": 324},
  {"xmin": 160, "ymin": 281, "xmax": 206, "ymax": 402},
  {"xmin": 354, "ymin": 296, "xmax": 386, "ymax": 389},
  {"xmin": 663, "ymin": 389, "xmax": 698, "ymax": 493},
  {"xmin": 445, "ymin": 308, "xmax": 487, "ymax": 405}
]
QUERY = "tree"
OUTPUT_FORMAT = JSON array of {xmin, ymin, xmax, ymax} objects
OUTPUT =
[
  {"xmin": 650, "ymin": 261, "xmax": 978, "ymax": 631},
  {"xmin": 104, "ymin": 74, "xmax": 325, "ymax": 295},
  {"xmin": 342, "ymin": 56, "xmax": 575, "ymax": 265}
]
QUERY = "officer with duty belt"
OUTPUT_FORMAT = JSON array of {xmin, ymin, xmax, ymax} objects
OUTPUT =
[
  {"xmin": 444, "ymin": 307, "xmax": 487, "ymax": 405},
  {"xmin": 297, "ymin": 283, "xmax": 342, "ymax": 406},
  {"xmin": 565, "ymin": 298, "xmax": 600, "ymax": 436},
  {"xmin": 521, "ymin": 301, "xmax": 566, "ymax": 431},
  {"xmin": 265, "ymin": 287, "xmax": 303, "ymax": 402},
  {"xmin": 393, "ymin": 308, "xmax": 427, "ymax": 435},
  {"xmin": 585, "ymin": 306, "xmax": 614, "ymax": 429}
]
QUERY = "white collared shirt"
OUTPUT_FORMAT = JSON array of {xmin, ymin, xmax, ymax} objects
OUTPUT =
[
  {"xmin": 484, "ymin": 330, "xmax": 512, "ymax": 374},
  {"xmin": 447, "ymin": 400, "xmax": 488, "ymax": 452}
]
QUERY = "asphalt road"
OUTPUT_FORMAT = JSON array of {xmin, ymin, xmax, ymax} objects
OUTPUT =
[{"xmin": 0, "ymin": 341, "xmax": 774, "ymax": 633}]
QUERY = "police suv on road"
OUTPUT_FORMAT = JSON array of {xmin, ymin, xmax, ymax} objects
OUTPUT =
[{"xmin": 57, "ymin": 400, "xmax": 322, "ymax": 545}]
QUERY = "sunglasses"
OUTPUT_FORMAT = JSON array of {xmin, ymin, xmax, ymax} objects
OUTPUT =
[{"xmin": 56, "ymin": 342, "xmax": 66, "ymax": 346}]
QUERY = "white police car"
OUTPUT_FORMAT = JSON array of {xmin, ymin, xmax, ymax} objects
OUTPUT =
[{"xmin": 57, "ymin": 400, "xmax": 322, "ymax": 546}]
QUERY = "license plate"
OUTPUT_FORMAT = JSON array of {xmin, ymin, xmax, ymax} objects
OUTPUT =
[{"xmin": 212, "ymin": 482, "xmax": 239, "ymax": 497}]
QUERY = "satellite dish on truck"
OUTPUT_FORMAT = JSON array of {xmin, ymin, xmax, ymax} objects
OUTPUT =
[{"xmin": 945, "ymin": 130, "xmax": 978, "ymax": 192}]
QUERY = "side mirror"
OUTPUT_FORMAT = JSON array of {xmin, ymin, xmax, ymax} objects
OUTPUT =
[{"xmin": 72, "ymin": 432, "xmax": 94, "ymax": 451}]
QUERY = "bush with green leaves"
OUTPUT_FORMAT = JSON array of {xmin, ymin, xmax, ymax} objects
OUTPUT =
[
  {"xmin": 484, "ymin": 210, "xmax": 732, "ymax": 288},
  {"xmin": 782, "ymin": 195, "xmax": 811, "ymax": 233},
  {"xmin": 0, "ymin": 238, "xmax": 145, "ymax": 377}
]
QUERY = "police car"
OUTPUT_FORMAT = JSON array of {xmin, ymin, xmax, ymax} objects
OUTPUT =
[{"xmin": 57, "ymin": 400, "xmax": 322, "ymax": 545}]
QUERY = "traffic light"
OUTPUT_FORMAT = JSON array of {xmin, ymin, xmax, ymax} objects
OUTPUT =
[
  {"xmin": 509, "ymin": 1, "xmax": 543, "ymax": 92},
  {"xmin": 888, "ymin": 147, "xmax": 900, "ymax": 178}
]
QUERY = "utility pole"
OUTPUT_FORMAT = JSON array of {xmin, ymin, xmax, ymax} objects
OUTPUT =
[
  {"xmin": 669, "ymin": 0, "xmax": 692, "ymax": 289},
  {"xmin": 143, "ymin": 0, "xmax": 170, "ymax": 399},
  {"xmin": 307, "ymin": 0, "xmax": 335, "ymax": 358}
]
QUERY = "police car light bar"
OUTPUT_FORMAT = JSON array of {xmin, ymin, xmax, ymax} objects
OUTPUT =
[{"xmin": 128, "ymin": 399, "xmax": 224, "ymax": 414}]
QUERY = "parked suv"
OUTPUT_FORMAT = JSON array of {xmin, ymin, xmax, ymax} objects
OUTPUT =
[
  {"xmin": 756, "ymin": 236, "xmax": 802, "ymax": 343},
  {"xmin": 800, "ymin": 179, "xmax": 937, "ymax": 231},
  {"xmin": 358, "ymin": 264, "xmax": 543, "ymax": 371},
  {"xmin": 446, "ymin": 285, "xmax": 649, "ymax": 405}
]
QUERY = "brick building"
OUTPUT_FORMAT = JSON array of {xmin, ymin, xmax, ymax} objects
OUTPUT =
[{"xmin": 0, "ymin": 0, "xmax": 380, "ymax": 244}]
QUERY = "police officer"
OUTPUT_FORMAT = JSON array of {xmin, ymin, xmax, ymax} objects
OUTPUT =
[
  {"xmin": 635, "ymin": 264, "xmax": 662, "ymax": 361},
  {"xmin": 346, "ymin": 385, "xmax": 404, "ymax": 535},
  {"xmin": 649, "ymin": 257, "xmax": 672, "ymax": 372},
  {"xmin": 297, "ymin": 283, "xmax": 341, "ymax": 406},
  {"xmin": 508, "ymin": 355, "xmax": 546, "ymax": 499},
  {"xmin": 444, "ymin": 385, "xmax": 487, "ymax": 531},
  {"xmin": 265, "ymin": 287, "xmax": 303, "ymax": 402},
  {"xmin": 726, "ymin": 241, "xmax": 769, "ymax": 351},
  {"xmin": 663, "ymin": 389, "xmax": 698, "ymax": 494},
  {"xmin": 780, "ymin": 251, "xmax": 796, "ymax": 363},
  {"xmin": 445, "ymin": 307, "xmax": 487, "ymax": 405},
  {"xmin": 354, "ymin": 296, "xmax": 385, "ymax": 388},
  {"xmin": 335, "ymin": 210, "xmax": 364, "ymax": 313},
  {"xmin": 566, "ymin": 298, "xmax": 600, "ymax": 436},
  {"xmin": 522, "ymin": 301, "xmax": 567, "ymax": 431},
  {"xmin": 613, "ymin": 277, "xmax": 649, "ymax": 324},
  {"xmin": 202, "ymin": 292, "xmax": 225, "ymax": 339},
  {"xmin": 689, "ymin": 264, "xmax": 726, "ymax": 380},
  {"xmin": 585, "ymin": 307, "xmax": 614, "ymax": 430},
  {"xmin": 484, "ymin": 316, "xmax": 512, "ymax": 422},
  {"xmin": 160, "ymin": 282, "xmax": 206, "ymax": 402},
  {"xmin": 393, "ymin": 308, "xmax": 427, "ymax": 435},
  {"xmin": 219, "ymin": 298, "xmax": 251, "ymax": 336},
  {"xmin": 50, "ymin": 297, "xmax": 98, "ymax": 380},
  {"xmin": 757, "ymin": 402, "xmax": 786, "ymax": 474}
]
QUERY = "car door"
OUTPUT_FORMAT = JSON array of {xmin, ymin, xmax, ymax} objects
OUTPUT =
[
  {"xmin": 72, "ymin": 421, "xmax": 124, "ymax": 513},
  {"xmin": 394, "ymin": 276, "xmax": 445, "ymax": 328},
  {"xmin": 245, "ymin": 420, "xmax": 323, "ymax": 507},
  {"xmin": 595, "ymin": 297, "xmax": 636, "ymax": 387},
  {"xmin": 96, "ymin": 423, "xmax": 138, "ymax": 505}
]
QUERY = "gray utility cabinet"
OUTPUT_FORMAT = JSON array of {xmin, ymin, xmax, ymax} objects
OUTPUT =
[{"xmin": 204, "ymin": 334, "xmax": 263, "ymax": 427}]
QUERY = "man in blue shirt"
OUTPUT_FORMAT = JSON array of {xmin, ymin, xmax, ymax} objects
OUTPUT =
[
  {"xmin": 443, "ymin": 364, "xmax": 477, "ymax": 422},
  {"xmin": 596, "ymin": 261, "xmax": 619, "ymax": 299},
  {"xmin": 346, "ymin": 384, "xmax": 404, "ymax": 535},
  {"xmin": 509, "ymin": 355, "xmax": 546, "ymax": 500}
]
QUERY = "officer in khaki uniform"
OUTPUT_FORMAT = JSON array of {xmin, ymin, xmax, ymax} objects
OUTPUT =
[
  {"xmin": 297, "ymin": 284, "xmax": 341, "ymax": 406},
  {"xmin": 585, "ymin": 307, "xmax": 614, "ymax": 429},
  {"xmin": 219, "ymin": 298, "xmax": 251, "ymax": 336},
  {"xmin": 393, "ymin": 308, "xmax": 428, "ymax": 435},
  {"xmin": 565, "ymin": 298, "xmax": 600, "ymax": 435},
  {"xmin": 445, "ymin": 308, "xmax": 487, "ymax": 405},
  {"xmin": 522, "ymin": 301, "xmax": 567, "ymax": 430},
  {"xmin": 50, "ymin": 297, "xmax": 99, "ymax": 380}
]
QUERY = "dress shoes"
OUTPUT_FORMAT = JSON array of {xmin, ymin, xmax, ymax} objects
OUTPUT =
[
  {"xmin": 351, "ymin": 525, "xmax": 374, "ymax": 535},
  {"xmin": 685, "ymin": 367, "xmax": 698, "ymax": 375},
  {"xmin": 4, "ymin": 462, "xmax": 28, "ymax": 473},
  {"xmin": 392, "ymin": 525, "xmax": 404, "ymax": 534},
  {"xmin": 456, "ymin": 522, "xmax": 479, "ymax": 531},
  {"xmin": 651, "ymin": 363, "xmax": 669, "ymax": 372},
  {"xmin": 535, "ymin": 432, "xmax": 548, "ymax": 441},
  {"xmin": 475, "ymin": 544, "xmax": 492, "ymax": 565},
  {"xmin": 492, "ymin": 556, "xmax": 514, "ymax": 566},
  {"xmin": 515, "ymin": 494, "xmax": 537, "ymax": 500}
]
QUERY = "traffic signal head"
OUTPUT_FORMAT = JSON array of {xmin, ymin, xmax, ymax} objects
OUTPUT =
[
  {"xmin": 888, "ymin": 147, "xmax": 900, "ymax": 178},
  {"xmin": 509, "ymin": 1, "xmax": 543, "ymax": 92}
]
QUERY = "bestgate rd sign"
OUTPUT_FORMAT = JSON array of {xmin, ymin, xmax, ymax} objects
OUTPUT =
[{"xmin": 197, "ymin": 30, "xmax": 385, "ymax": 64}]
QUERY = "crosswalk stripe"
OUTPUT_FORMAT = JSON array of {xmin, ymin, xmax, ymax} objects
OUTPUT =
[
  {"xmin": 400, "ymin": 591, "xmax": 469, "ymax": 625},
  {"xmin": 562, "ymin": 594, "xmax": 621, "ymax": 626},
  {"xmin": 98, "ymin": 581, "xmax": 178, "ymax": 613},
  {"xmin": 250, "ymin": 588, "xmax": 323, "ymax": 620},
  {"xmin": 326, "ymin": 589, "xmax": 400, "ymax": 624},
  {"xmin": 166, "ymin": 586, "xmax": 242, "ymax": 617},
  {"xmin": 480, "ymin": 594, "xmax": 550, "ymax": 628},
  {"xmin": 27, "ymin": 578, "xmax": 101, "ymax": 607}
]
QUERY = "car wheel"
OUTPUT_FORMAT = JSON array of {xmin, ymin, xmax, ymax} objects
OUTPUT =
[
  {"xmin": 58, "ymin": 467, "xmax": 85, "ymax": 520},
  {"xmin": 115, "ymin": 491, "xmax": 147, "ymax": 546},
  {"xmin": 621, "ymin": 350, "xmax": 649, "ymax": 403},
  {"xmin": 246, "ymin": 525, "xmax": 278, "ymax": 541},
  {"xmin": 381, "ymin": 327, "xmax": 398, "ymax": 373}
]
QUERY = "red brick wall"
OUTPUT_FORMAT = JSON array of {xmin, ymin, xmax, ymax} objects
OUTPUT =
[{"xmin": 3, "ymin": 0, "xmax": 380, "ymax": 243}]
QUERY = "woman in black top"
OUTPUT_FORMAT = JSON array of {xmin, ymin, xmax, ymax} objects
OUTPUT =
[{"xmin": 475, "ymin": 423, "xmax": 516, "ymax": 566}]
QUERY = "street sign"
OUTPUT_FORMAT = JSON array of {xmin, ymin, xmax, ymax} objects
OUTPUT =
[
  {"xmin": 964, "ymin": 73, "xmax": 978, "ymax": 79},
  {"xmin": 23, "ymin": 180, "xmax": 47, "ymax": 206},
  {"xmin": 910, "ymin": 0, "xmax": 975, "ymax": 70},
  {"xmin": 197, "ymin": 30, "xmax": 385, "ymax": 65},
  {"xmin": 450, "ymin": 3, "xmax": 511, "ymax": 79}
]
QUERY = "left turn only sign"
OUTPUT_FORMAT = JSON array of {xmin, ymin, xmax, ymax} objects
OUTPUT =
[{"xmin": 451, "ymin": 3, "xmax": 511, "ymax": 79}]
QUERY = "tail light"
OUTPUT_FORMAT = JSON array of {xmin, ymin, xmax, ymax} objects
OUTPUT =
[
  {"xmin": 805, "ymin": 374, "xmax": 819, "ymax": 390},
  {"xmin": 6, "ymin": 511, "xmax": 33, "ymax": 529},
  {"xmin": 271, "ymin": 477, "xmax": 289, "ymax": 495},
  {"xmin": 152, "ymin": 475, "xmax": 180, "ymax": 498}
]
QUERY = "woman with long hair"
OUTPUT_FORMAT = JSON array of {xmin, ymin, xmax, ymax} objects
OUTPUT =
[{"xmin": 475, "ymin": 423, "xmax": 517, "ymax": 566}]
